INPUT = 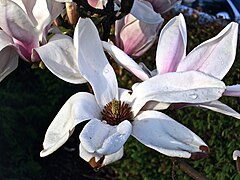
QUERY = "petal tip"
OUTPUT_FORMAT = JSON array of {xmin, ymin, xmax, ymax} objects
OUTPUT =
[
  {"xmin": 233, "ymin": 150, "xmax": 240, "ymax": 160},
  {"xmin": 89, "ymin": 156, "xmax": 105, "ymax": 169},
  {"xmin": 190, "ymin": 145, "xmax": 210, "ymax": 160}
]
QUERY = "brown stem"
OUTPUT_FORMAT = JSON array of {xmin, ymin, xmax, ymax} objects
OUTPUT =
[
  {"xmin": 172, "ymin": 158, "xmax": 208, "ymax": 180},
  {"xmin": 236, "ymin": 157, "xmax": 240, "ymax": 173}
]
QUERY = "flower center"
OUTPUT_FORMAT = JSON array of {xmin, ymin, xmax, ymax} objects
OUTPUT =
[{"xmin": 101, "ymin": 99, "xmax": 133, "ymax": 125}]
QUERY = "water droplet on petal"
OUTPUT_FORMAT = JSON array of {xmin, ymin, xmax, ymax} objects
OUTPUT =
[
  {"xmin": 104, "ymin": 68, "xmax": 109, "ymax": 73},
  {"xmin": 190, "ymin": 94, "xmax": 198, "ymax": 99}
]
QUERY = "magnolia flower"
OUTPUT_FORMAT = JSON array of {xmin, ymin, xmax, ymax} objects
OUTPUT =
[
  {"xmin": 103, "ymin": 13, "xmax": 240, "ymax": 119},
  {"xmin": 115, "ymin": 1, "xmax": 163, "ymax": 57},
  {"xmin": 0, "ymin": 0, "xmax": 64, "ymax": 82},
  {"xmin": 40, "ymin": 18, "xmax": 226, "ymax": 168}
]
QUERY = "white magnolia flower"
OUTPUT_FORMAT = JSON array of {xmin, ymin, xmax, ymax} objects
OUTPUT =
[
  {"xmin": 103, "ymin": 13, "xmax": 240, "ymax": 119},
  {"xmin": 40, "ymin": 18, "xmax": 226, "ymax": 168}
]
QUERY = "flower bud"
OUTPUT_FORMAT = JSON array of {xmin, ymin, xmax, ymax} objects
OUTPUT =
[
  {"xmin": 66, "ymin": 2, "xmax": 78, "ymax": 25},
  {"xmin": 115, "ymin": 13, "xmax": 163, "ymax": 57}
]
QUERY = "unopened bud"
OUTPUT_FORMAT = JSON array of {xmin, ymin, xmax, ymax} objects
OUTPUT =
[{"xmin": 66, "ymin": 2, "xmax": 78, "ymax": 25}]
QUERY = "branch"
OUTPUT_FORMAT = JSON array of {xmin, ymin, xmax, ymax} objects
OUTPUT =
[
  {"xmin": 236, "ymin": 157, "xmax": 240, "ymax": 173},
  {"xmin": 172, "ymin": 158, "xmax": 208, "ymax": 180}
]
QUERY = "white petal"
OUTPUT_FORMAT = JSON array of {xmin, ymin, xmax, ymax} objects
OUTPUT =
[
  {"xmin": 102, "ymin": 41, "xmax": 150, "ymax": 81},
  {"xmin": 80, "ymin": 119, "xmax": 111, "ymax": 153},
  {"xmin": 97, "ymin": 120, "xmax": 132, "ymax": 154},
  {"xmin": 156, "ymin": 14, "xmax": 187, "ymax": 74},
  {"xmin": 197, "ymin": 100, "xmax": 240, "ymax": 119},
  {"xmin": 0, "ymin": 31, "xmax": 18, "ymax": 82},
  {"xmin": 34, "ymin": 34, "xmax": 86, "ymax": 84},
  {"xmin": 224, "ymin": 85, "xmax": 240, "ymax": 97},
  {"xmin": 177, "ymin": 22, "xmax": 239, "ymax": 80},
  {"xmin": 102, "ymin": 147, "xmax": 124, "ymax": 166},
  {"xmin": 233, "ymin": 150, "xmax": 240, "ymax": 160},
  {"xmin": 132, "ymin": 111, "xmax": 208, "ymax": 158},
  {"xmin": 74, "ymin": 18, "xmax": 118, "ymax": 107},
  {"xmin": 79, "ymin": 144, "xmax": 123, "ymax": 168},
  {"xmin": 130, "ymin": 71, "xmax": 225, "ymax": 116},
  {"xmin": 79, "ymin": 143, "xmax": 94, "ymax": 162},
  {"xmin": 130, "ymin": 0, "xmax": 163, "ymax": 24},
  {"xmin": 40, "ymin": 92, "xmax": 100, "ymax": 157},
  {"xmin": 80, "ymin": 119, "xmax": 132, "ymax": 155}
]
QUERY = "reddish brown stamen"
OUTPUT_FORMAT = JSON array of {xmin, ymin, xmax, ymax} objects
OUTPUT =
[{"xmin": 101, "ymin": 99, "xmax": 133, "ymax": 125}]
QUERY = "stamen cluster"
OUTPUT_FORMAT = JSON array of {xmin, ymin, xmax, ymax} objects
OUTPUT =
[{"xmin": 101, "ymin": 99, "xmax": 133, "ymax": 125}]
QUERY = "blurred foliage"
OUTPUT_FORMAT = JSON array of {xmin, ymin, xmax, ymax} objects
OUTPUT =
[{"xmin": 0, "ymin": 13, "xmax": 240, "ymax": 179}]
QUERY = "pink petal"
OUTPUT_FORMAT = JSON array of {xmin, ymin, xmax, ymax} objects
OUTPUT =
[
  {"xmin": 0, "ymin": 0, "xmax": 39, "ymax": 61},
  {"xmin": 0, "ymin": 0, "xmax": 38, "ymax": 44},
  {"xmin": 156, "ymin": 14, "xmax": 187, "ymax": 74},
  {"xmin": 115, "ymin": 13, "xmax": 162, "ymax": 57},
  {"xmin": 177, "ymin": 22, "xmax": 239, "ymax": 80}
]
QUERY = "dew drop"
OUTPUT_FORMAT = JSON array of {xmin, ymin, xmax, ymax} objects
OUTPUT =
[
  {"xmin": 190, "ymin": 94, "xmax": 198, "ymax": 99},
  {"xmin": 104, "ymin": 68, "xmax": 109, "ymax": 73}
]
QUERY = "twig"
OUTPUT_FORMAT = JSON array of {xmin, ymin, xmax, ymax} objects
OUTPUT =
[
  {"xmin": 172, "ymin": 158, "xmax": 208, "ymax": 180},
  {"xmin": 236, "ymin": 157, "xmax": 240, "ymax": 173}
]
